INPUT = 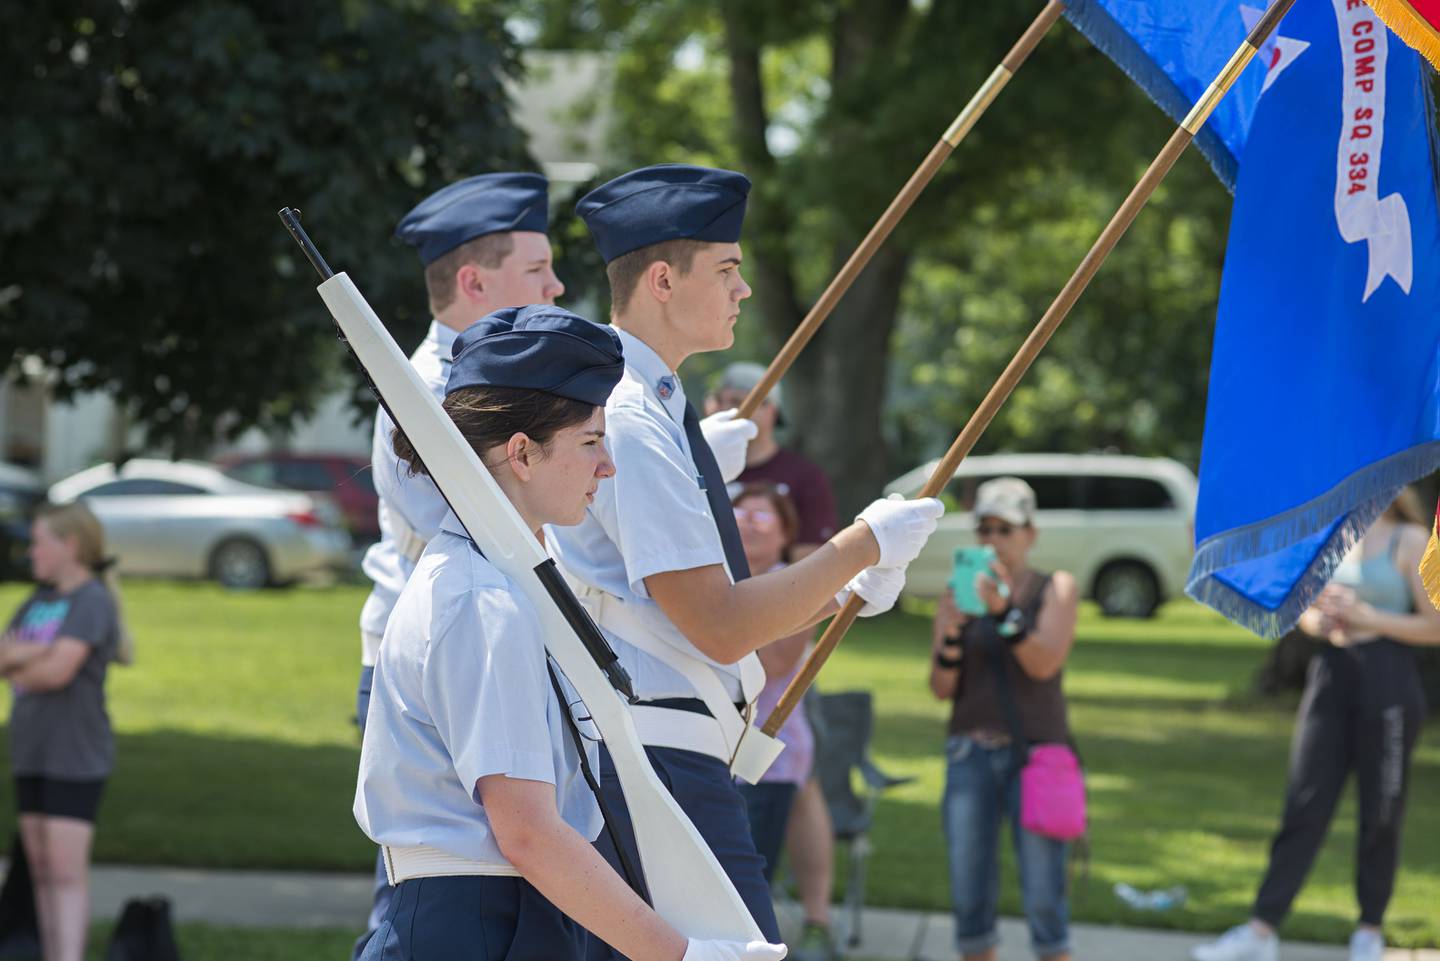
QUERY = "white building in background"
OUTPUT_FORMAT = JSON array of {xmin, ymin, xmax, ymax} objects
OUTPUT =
[
  {"xmin": 0, "ymin": 359, "xmax": 142, "ymax": 483},
  {"xmin": 511, "ymin": 49, "xmax": 615, "ymax": 197},
  {"xmin": 3, "ymin": 50, "xmax": 617, "ymax": 484}
]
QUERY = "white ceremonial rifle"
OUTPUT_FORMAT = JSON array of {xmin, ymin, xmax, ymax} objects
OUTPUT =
[{"xmin": 278, "ymin": 208, "xmax": 763, "ymax": 942}]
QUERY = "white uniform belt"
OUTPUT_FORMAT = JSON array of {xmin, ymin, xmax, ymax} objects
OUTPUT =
[
  {"xmin": 389, "ymin": 512, "xmax": 429, "ymax": 564},
  {"xmin": 381, "ymin": 844, "xmax": 520, "ymax": 884},
  {"xmin": 628, "ymin": 704, "xmax": 731, "ymax": 762},
  {"xmin": 360, "ymin": 631, "xmax": 383, "ymax": 668}
]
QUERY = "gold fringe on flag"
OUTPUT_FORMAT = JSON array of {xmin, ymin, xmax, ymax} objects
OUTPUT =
[
  {"xmin": 1420, "ymin": 511, "xmax": 1440, "ymax": 611},
  {"xmin": 1365, "ymin": 0, "xmax": 1440, "ymax": 71}
]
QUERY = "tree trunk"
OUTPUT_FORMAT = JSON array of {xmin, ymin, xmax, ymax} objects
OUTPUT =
[
  {"xmin": 722, "ymin": 3, "xmax": 802, "ymax": 331},
  {"xmin": 1253, "ymin": 630, "xmax": 1322, "ymax": 696},
  {"xmin": 1255, "ymin": 631, "xmax": 1440, "ymax": 711},
  {"xmin": 788, "ymin": 242, "xmax": 910, "ymax": 518}
]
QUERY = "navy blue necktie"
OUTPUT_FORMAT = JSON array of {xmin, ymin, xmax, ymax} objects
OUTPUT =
[{"xmin": 682, "ymin": 401, "xmax": 751, "ymax": 581}]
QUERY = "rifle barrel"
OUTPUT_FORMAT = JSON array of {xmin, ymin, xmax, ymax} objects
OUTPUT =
[{"xmin": 278, "ymin": 208, "xmax": 334, "ymax": 280}]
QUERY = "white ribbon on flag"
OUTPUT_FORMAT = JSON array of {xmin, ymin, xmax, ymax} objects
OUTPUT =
[{"xmin": 1333, "ymin": 0, "xmax": 1412, "ymax": 302}]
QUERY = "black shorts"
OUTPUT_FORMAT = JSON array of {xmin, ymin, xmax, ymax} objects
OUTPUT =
[{"xmin": 14, "ymin": 776, "xmax": 106, "ymax": 822}]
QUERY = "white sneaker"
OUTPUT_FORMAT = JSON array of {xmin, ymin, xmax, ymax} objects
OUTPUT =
[
  {"xmin": 1349, "ymin": 929, "xmax": 1385, "ymax": 961},
  {"xmin": 1191, "ymin": 923, "xmax": 1279, "ymax": 961}
]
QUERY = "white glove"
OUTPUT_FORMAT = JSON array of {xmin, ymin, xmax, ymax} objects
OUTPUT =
[
  {"xmin": 700, "ymin": 408, "xmax": 759, "ymax": 483},
  {"xmin": 855, "ymin": 493, "xmax": 944, "ymax": 568},
  {"xmin": 682, "ymin": 938, "xmax": 787, "ymax": 961},
  {"xmin": 838, "ymin": 565, "xmax": 907, "ymax": 618}
]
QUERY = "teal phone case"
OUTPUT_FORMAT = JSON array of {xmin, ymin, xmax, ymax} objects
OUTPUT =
[{"xmin": 949, "ymin": 546, "xmax": 998, "ymax": 615}]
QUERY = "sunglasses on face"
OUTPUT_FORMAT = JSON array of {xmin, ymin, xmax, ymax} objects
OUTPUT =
[
  {"xmin": 734, "ymin": 507, "xmax": 780, "ymax": 531},
  {"xmin": 976, "ymin": 522, "xmax": 1016, "ymax": 537}
]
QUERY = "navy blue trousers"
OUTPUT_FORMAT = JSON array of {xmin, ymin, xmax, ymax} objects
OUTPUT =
[
  {"xmin": 361, "ymin": 875, "xmax": 585, "ymax": 961},
  {"xmin": 736, "ymin": 782, "xmax": 798, "ymax": 884},
  {"xmin": 585, "ymin": 744, "xmax": 781, "ymax": 960},
  {"xmin": 354, "ymin": 665, "xmax": 395, "ymax": 961}
]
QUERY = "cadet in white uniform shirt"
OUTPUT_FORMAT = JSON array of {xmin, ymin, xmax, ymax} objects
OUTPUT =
[
  {"xmin": 355, "ymin": 305, "xmax": 786, "ymax": 961},
  {"xmin": 549, "ymin": 163, "xmax": 944, "ymax": 951},
  {"xmin": 354, "ymin": 172, "xmax": 564, "ymax": 959}
]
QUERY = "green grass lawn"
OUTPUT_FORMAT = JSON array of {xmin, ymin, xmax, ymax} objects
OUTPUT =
[
  {"xmin": 0, "ymin": 582, "xmax": 1435, "ymax": 947},
  {"xmin": 834, "ymin": 601, "xmax": 1440, "ymax": 949}
]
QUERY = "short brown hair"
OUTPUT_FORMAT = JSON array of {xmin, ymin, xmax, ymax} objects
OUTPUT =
[
  {"xmin": 605, "ymin": 239, "xmax": 703, "ymax": 314},
  {"xmin": 423, "ymin": 232, "xmax": 515, "ymax": 313}
]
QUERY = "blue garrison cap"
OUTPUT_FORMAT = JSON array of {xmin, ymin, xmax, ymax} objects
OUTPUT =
[
  {"xmin": 576, "ymin": 164, "xmax": 751, "ymax": 263},
  {"xmin": 396, "ymin": 173, "xmax": 549, "ymax": 266},
  {"xmin": 447, "ymin": 305, "xmax": 624, "ymax": 406}
]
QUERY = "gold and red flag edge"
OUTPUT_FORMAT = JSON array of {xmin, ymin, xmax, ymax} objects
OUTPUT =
[
  {"xmin": 1365, "ymin": 0, "xmax": 1440, "ymax": 69},
  {"xmin": 1423, "ymin": 496, "xmax": 1440, "ymax": 610}
]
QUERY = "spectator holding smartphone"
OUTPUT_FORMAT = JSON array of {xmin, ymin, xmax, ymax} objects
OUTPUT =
[{"xmin": 929, "ymin": 477, "xmax": 1079, "ymax": 961}]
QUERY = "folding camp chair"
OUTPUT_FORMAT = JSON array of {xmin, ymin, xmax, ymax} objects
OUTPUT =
[{"xmin": 810, "ymin": 690, "xmax": 913, "ymax": 948}]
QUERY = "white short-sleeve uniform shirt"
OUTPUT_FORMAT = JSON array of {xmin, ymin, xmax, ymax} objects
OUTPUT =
[
  {"xmin": 547, "ymin": 328, "xmax": 749, "ymax": 701},
  {"xmin": 354, "ymin": 512, "xmax": 602, "ymax": 864},
  {"xmin": 358, "ymin": 320, "xmax": 459, "ymax": 664}
]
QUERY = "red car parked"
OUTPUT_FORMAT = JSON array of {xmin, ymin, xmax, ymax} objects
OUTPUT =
[{"xmin": 219, "ymin": 453, "xmax": 379, "ymax": 544}]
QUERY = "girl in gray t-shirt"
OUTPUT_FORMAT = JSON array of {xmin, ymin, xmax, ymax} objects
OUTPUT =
[{"xmin": 0, "ymin": 501, "xmax": 130, "ymax": 961}]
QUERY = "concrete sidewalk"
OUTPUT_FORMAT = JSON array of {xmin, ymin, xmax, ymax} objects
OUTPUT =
[
  {"xmin": 64, "ymin": 863, "xmax": 1438, "ymax": 961},
  {"xmin": 813, "ymin": 904, "xmax": 1440, "ymax": 961}
]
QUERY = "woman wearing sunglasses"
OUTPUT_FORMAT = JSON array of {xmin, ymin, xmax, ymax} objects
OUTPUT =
[
  {"xmin": 929, "ymin": 477, "xmax": 1080, "ymax": 961},
  {"xmin": 730, "ymin": 484, "xmax": 812, "ymax": 878}
]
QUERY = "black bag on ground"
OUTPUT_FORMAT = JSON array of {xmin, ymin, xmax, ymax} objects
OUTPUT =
[
  {"xmin": 0, "ymin": 832, "xmax": 41, "ymax": 960},
  {"xmin": 105, "ymin": 897, "xmax": 180, "ymax": 961}
]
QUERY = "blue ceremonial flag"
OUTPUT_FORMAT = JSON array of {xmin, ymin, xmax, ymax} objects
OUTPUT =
[
  {"xmin": 1188, "ymin": 1, "xmax": 1440, "ymax": 635},
  {"xmin": 1060, "ymin": 0, "xmax": 1312, "ymax": 189},
  {"xmin": 1065, "ymin": 0, "xmax": 1440, "ymax": 636}
]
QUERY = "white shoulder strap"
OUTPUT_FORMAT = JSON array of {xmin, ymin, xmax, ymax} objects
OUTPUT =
[{"xmin": 577, "ymin": 586, "xmax": 781, "ymax": 782}]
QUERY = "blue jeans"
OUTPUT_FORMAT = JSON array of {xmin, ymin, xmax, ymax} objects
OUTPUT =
[{"xmin": 941, "ymin": 735, "xmax": 1070, "ymax": 958}]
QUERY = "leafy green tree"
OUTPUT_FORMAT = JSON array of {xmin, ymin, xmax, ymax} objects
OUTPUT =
[
  {"xmin": 518, "ymin": 1, "xmax": 1230, "ymax": 513},
  {"xmin": 889, "ymin": 155, "xmax": 1231, "ymax": 470},
  {"xmin": 0, "ymin": 0, "xmax": 529, "ymax": 454}
]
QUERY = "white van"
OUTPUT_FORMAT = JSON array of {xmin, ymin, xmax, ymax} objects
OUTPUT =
[{"xmin": 884, "ymin": 453, "xmax": 1197, "ymax": 618}]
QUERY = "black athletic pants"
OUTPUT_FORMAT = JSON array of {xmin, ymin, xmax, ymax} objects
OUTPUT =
[{"xmin": 1252, "ymin": 639, "xmax": 1426, "ymax": 927}]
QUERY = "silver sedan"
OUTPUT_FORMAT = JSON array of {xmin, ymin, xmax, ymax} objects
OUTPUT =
[{"xmin": 48, "ymin": 459, "xmax": 352, "ymax": 589}]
